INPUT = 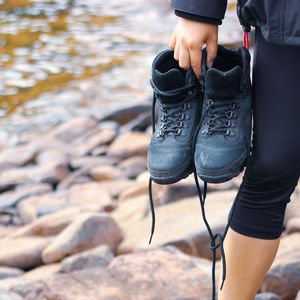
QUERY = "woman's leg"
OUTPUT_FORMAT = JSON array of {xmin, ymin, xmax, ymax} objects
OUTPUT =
[{"xmin": 218, "ymin": 27, "xmax": 300, "ymax": 300}]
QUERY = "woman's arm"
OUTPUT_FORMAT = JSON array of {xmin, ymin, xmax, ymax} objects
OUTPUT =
[{"xmin": 169, "ymin": 1, "xmax": 228, "ymax": 78}]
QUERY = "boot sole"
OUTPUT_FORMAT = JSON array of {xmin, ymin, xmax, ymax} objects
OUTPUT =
[
  {"xmin": 196, "ymin": 150, "xmax": 249, "ymax": 184},
  {"xmin": 149, "ymin": 164, "xmax": 194, "ymax": 185}
]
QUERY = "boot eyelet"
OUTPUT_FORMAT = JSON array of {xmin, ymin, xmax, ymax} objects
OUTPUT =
[
  {"xmin": 208, "ymin": 99, "xmax": 214, "ymax": 106},
  {"xmin": 225, "ymin": 120, "xmax": 231, "ymax": 127},
  {"xmin": 226, "ymin": 111, "xmax": 233, "ymax": 118}
]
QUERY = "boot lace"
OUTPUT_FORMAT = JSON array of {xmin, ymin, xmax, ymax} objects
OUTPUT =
[{"xmin": 202, "ymin": 98, "xmax": 238, "ymax": 136}]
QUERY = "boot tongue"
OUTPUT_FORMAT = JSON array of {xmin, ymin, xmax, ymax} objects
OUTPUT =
[
  {"xmin": 205, "ymin": 65, "xmax": 242, "ymax": 100},
  {"xmin": 153, "ymin": 68, "xmax": 186, "ymax": 103}
]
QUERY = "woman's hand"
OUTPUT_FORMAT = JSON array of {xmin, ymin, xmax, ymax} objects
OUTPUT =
[{"xmin": 169, "ymin": 17, "xmax": 218, "ymax": 78}]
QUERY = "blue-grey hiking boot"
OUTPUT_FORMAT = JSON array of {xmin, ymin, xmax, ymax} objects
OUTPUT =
[
  {"xmin": 147, "ymin": 48, "xmax": 203, "ymax": 185},
  {"xmin": 194, "ymin": 45, "xmax": 253, "ymax": 183}
]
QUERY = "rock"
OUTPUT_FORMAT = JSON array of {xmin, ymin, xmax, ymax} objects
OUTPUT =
[
  {"xmin": 25, "ymin": 267, "xmax": 123, "ymax": 300},
  {"xmin": 69, "ymin": 128, "xmax": 117, "ymax": 157},
  {"xmin": 0, "ymin": 247, "xmax": 215, "ymax": 300},
  {"xmin": 56, "ymin": 167, "xmax": 91, "ymax": 190},
  {"xmin": 89, "ymin": 166, "xmax": 124, "ymax": 181},
  {"xmin": 61, "ymin": 245, "xmax": 114, "ymax": 272},
  {"xmin": 107, "ymin": 246, "xmax": 214, "ymax": 300},
  {"xmin": 119, "ymin": 183, "xmax": 164, "ymax": 202},
  {"xmin": 0, "ymin": 267, "xmax": 23, "ymax": 280},
  {"xmin": 108, "ymin": 132, "xmax": 150, "ymax": 159},
  {"xmin": 70, "ymin": 156, "xmax": 118, "ymax": 170},
  {"xmin": 24, "ymin": 264, "xmax": 61, "ymax": 280},
  {"xmin": 0, "ymin": 184, "xmax": 52, "ymax": 209},
  {"xmin": 0, "ymin": 292, "xmax": 23, "ymax": 300},
  {"xmin": 99, "ymin": 102, "xmax": 151, "ymax": 125},
  {"xmin": 284, "ymin": 185, "xmax": 300, "ymax": 226},
  {"xmin": 67, "ymin": 182, "xmax": 114, "ymax": 211},
  {"xmin": 46, "ymin": 116, "xmax": 97, "ymax": 144},
  {"xmin": 0, "ymin": 162, "xmax": 69, "ymax": 187},
  {"xmin": 10, "ymin": 207, "xmax": 81, "ymax": 238},
  {"xmin": 255, "ymin": 293, "xmax": 282, "ymax": 300},
  {"xmin": 35, "ymin": 150, "xmax": 68, "ymax": 166},
  {"xmin": 42, "ymin": 212, "xmax": 123, "ymax": 263},
  {"xmin": 119, "ymin": 111, "xmax": 151, "ymax": 133},
  {"xmin": 0, "ymin": 237, "xmax": 52, "ymax": 269},
  {"xmin": 285, "ymin": 217, "xmax": 300, "ymax": 234},
  {"xmin": 115, "ymin": 190, "xmax": 237, "ymax": 259},
  {"xmin": 261, "ymin": 233, "xmax": 300, "ymax": 300},
  {"xmin": 0, "ymin": 145, "xmax": 36, "ymax": 171},
  {"xmin": 17, "ymin": 194, "xmax": 66, "ymax": 224},
  {"xmin": 98, "ymin": 179, "xmax": 137, "ymax": 198},
  {"xmin": 118, "ymin": 156, "xmax": 147, "ymax": 179}
]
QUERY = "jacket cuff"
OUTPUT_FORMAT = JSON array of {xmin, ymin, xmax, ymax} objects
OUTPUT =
[
  {"xmin": 174, "ymin": 9, "xmax": 222, "ymax": 25},
  {"xmin": 170, "ymin": 0, "xmax": 228, "ymax": 20}
]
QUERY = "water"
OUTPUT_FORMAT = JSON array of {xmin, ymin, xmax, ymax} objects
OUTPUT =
[{"xmin": 0, "ymin": 0, "xmax": 243, "ymax": 146}]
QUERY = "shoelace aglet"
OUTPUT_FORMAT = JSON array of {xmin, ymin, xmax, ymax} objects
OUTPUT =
[{"xmin": 148, "ymin": 231, "xmax": 154, "ymax": 244}]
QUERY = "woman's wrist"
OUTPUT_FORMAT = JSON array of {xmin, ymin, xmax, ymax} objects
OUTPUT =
[{"xmin": 174, "ymin": 9, "xmax": 222, "ymax": 25}]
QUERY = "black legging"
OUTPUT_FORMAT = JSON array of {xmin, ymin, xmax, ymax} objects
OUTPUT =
[{"xmin": 228, "ymin": 27, "xmax": 300, "ymax": 239}]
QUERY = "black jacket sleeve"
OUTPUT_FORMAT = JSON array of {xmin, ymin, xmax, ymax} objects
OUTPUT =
[
  {"xmin": 174, "ymin": 9, "xmax": 222, "ymax": 25},
  {"xmin": 170, "ymin": 0, "xmax": 228, "ymax": 20}
]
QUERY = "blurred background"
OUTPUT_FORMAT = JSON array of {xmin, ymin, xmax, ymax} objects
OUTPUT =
[{"xmin": 0, "ymin": 1, "xmax": 298, "ymax": 300}]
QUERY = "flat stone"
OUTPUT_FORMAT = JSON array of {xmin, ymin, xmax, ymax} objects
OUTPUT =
[
  {"xmin": 118, "ymin": 155, "xmax": 147, "ymax": 179},
  {"xmin": 10, "ymin": 207, "xmax": 81, "ymax": 238},
  {"xmin": 89, "ymin": 165, "xmax": 124, "ymax": 181},
  {"xmin": 23, "ymin": 264, "xmax": 61, "ymax": 280},
  {"xmin": 35, "ymin": 150, "xmax": 68, "ymax": 166},
  {"xmin": 108, "ymin": 131, "xmax": 150, "ymax": 159},
  {"xmin": 42, "ymin": 212, "xmax": 123, "ymax": 263},
  {"xmin": 0, "ymin": 237, "xmax": 52, "ymax": 269},
  {"xmin": 0, "ymin": 145, "xmax": 36, "ymax": 171},
  {"xmin": 0, "ymin": 184, "xmax": 52, "ymax": 209},
  {"xmin": 261, "ymin": 233, "xmax": 300, "ymax": 300},
  {"xmin": 0, "ymin": 162, "xmax": 69, "ymax": 187},
  {"xmin": 61, "ymin": 245, "xmax": 114, "ymax": 272},
  {"xmin": 67, "ymin": 182, "xmax": 114, "ymax": 211},
  {"xmin": 46, "ymin": 116, "xmax": 97, "ymax": 144},
  {"xmin": 69, "ymin": 128, "xmax": 117, "ymax": 157}
]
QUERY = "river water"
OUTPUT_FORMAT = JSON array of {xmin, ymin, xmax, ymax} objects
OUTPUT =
[{"xmin": 0, "ymin": 0, "xmax": 243, "ymax": 147}]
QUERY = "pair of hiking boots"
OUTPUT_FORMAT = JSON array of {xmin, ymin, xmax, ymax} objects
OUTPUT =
[
  {"xmin": 147, "ymin": 45, "xmax": 252, "ymax": 185},
  {"xmin": 146, "ymin": 45, "xmax": 253, "ymax": 298}
]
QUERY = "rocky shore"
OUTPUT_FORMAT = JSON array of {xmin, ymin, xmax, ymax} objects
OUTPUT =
[{"xmin": 0, "ymin": 102, "xmax": 299, "ymax": 300}]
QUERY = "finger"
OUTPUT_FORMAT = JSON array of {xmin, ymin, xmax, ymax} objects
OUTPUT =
[
  {"xmin": 189, "ymin": 45, "xmax": 202, "ymax": 77},
  {"xmin": 168, "ymin": 31, "xmax": 176, "ymax": 49},
  {"xmin": 179, "ymin": 46, "xmax": 190, "ymax": 70},
  {"xmin": 174, "ymin": 40, "xmax": 180, "ymax": 61},
  {"xmin": 206, "ymin": 37, "xmax": 218, "ymax": 68}
]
